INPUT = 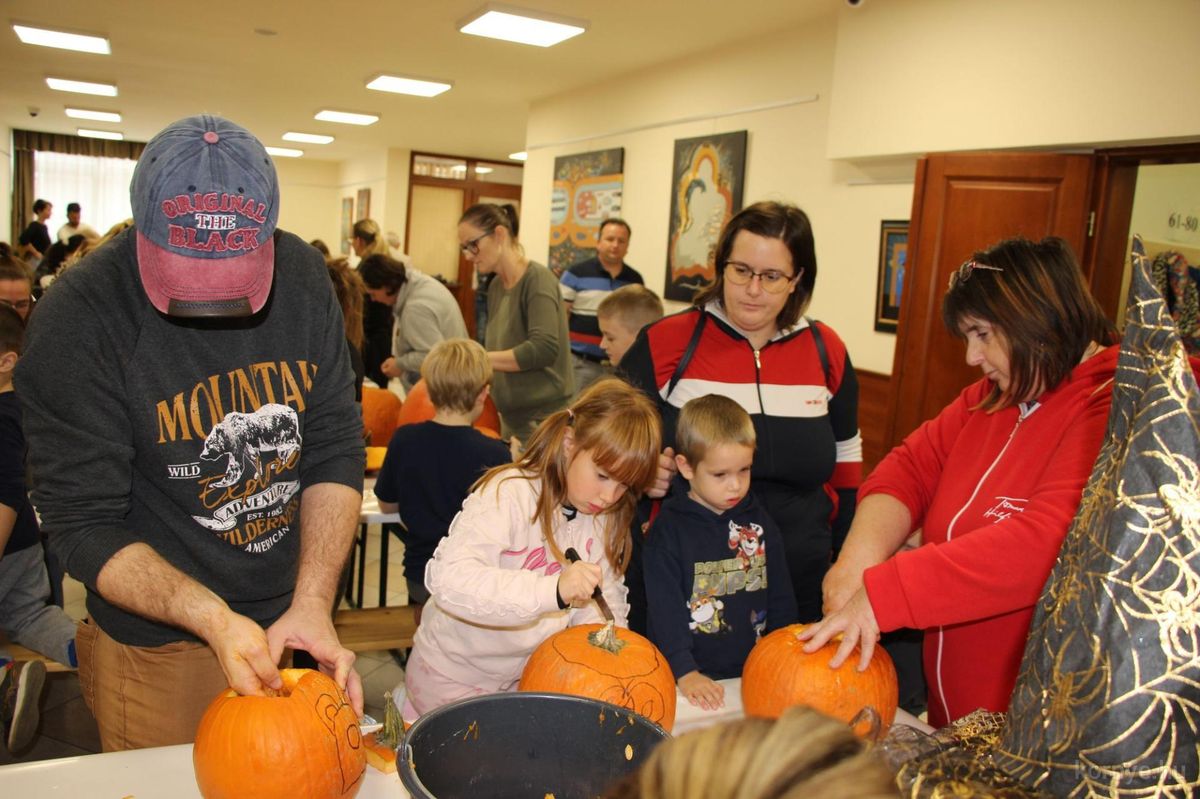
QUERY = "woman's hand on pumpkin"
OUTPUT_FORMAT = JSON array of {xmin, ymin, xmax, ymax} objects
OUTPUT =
[
  {"xmin": 207, "ymin": 609, "xmax": 283, "ymax": 697},
  {"xmin": 678, "ymin": 671, "xmax": 725, "ymax": 711},
  {"xmin": 821, "ymin": 559, "xmax": 867, "ymax": 615},
  {"xmin": 557, "ymin": 560, "xmax": 602, "ymax": 607},
  {"xmin": 266, "ymin": 597, "xmax": 364, "ymax": 717},
  {"xmin": 645, "ymin": 447, "xmax": 677, "ymax": 499},
  {"xmin": 799, "ymin": 589, "xmax": 881, "ymax": 673}
]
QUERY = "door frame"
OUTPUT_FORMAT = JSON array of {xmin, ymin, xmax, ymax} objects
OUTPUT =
[
  {"xmin": 1083, "ymin": 141, "xmax": 1200, "ymax": 321},
  {"xmin": 404, "ymin": 151, "xmax": 523, "ymax": 337}
]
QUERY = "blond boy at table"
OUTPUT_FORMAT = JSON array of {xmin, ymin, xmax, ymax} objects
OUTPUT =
[
  {"xmin": 374, "ymin": 339, "xmax": 511, "ymax": 617},
  {"xmin": 643, "ymin": 395, "xmax": 797, "ymax": 710}
]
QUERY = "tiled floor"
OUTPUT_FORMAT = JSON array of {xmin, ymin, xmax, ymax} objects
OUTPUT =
[{"xmin": 0, "ymin": 522, "xmax": 408, "ymax": 765}]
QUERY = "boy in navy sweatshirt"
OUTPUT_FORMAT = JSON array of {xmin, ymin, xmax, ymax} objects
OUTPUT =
[{"xmin": 643, "ymin": 394, "xmax": 797, "ymax": 710}]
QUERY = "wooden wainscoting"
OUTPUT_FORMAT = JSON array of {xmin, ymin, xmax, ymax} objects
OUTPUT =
[{"xmin": 857, "ymin": 368, "xmax": 892, "ymax": 477}]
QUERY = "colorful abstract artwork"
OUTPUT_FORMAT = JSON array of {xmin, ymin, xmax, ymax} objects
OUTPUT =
[
  {"xmin": 664, "ymin": 130, "xmax": 747, "ymax": 302},
  {"xmin": 549, "ymin": 148, "xmax": 625, "ymax": 276}
]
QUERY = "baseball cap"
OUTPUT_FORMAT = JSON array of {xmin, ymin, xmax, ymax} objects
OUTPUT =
[{"xmin": 131, "ymin": 115, "xmax": 278, "ymax": 317}]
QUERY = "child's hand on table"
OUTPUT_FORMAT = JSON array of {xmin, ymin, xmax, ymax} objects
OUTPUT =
[{"xmin": 678, "ymin": 671, "xmax": 725, "ymax": 710}]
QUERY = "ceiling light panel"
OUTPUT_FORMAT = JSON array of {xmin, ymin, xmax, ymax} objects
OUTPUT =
[
  {"xmin": 314, "ymin": 110, "xmax": 379, "ymax": 126},
  {"xmin": 458, "ymin": 5, "xmax": 587, "ymax": 47},
  {"xmin": 366, "ymin": 74, "xmax": 453, "ymax": 98},
  {"xmin": 47, "ymin": 77, "xmax": 117, "ymax": 96},
  {"xmin": 65, "ymin": 108, "xmax": 121, "ymax": 122},
  {"xmin": 13, "ymin": 24, "xmax": 110, "ymax": 54},
  {"xmin": 265, "ymin": 146, "xmax": 304, "ymax": 158},
  {"xmin": 282, "ymin": 132, "xmax": 334, "ymax": 144},
  {"xmin": 508, "ymin": 151, "xmax": 528, "ymax": 161},
  {"xmin": 77, "ymin": 128, "xmax": 123, "ymax": 140}
]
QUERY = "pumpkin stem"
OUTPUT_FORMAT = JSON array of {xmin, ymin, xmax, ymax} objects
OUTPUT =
[
  {"xmin": 586, "ymin": 620, "xmax": 626, "ymax": 654},
  {"xmin": 377, "ymin": 691, "xmax": 405, "ymax": 749}
]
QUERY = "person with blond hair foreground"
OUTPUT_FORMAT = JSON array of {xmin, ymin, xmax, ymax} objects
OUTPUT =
[{"xmin": 603, "ymin": 706, "xmax": 897, "ymax": 799}]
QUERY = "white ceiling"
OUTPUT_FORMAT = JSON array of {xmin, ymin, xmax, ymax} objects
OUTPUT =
[{"xmin": 1, "ymin": 0, "xmax": 840, "ymax": 164}]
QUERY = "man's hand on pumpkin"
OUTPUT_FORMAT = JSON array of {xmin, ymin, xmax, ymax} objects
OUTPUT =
[
  {"xmin": 267, "ymin": 596, "xmax": 364, "ymax": 717},
  {"xmin": 207, "ymin": 608, "xmax": 283, "ymax": 698}
]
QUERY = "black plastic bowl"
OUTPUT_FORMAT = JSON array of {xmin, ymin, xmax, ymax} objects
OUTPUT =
[{"xmin": 399, "ymin": 692, "xmax": 670, "ymax": 799}]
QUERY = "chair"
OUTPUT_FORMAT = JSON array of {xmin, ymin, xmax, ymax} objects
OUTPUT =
[{"xmin": 362, "ymin": 386, "xmax": 402, "ymax": 446}]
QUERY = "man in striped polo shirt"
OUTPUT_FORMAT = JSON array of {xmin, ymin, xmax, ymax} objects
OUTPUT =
[{"xmin": 559, "ymin": 218, "xmax": 644, "ymax": 394}]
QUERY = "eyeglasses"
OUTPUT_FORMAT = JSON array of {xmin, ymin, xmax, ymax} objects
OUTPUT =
[
  {"xmin": 724, "ymin": 261, "xmax": 797, "ymax": 294},
  {"xmin": 948, "ymin": 260, "xmax": 1004, "ymax": 290},
  {"xmin": 459, "ymin": 231, "xmax": 493, "ymax": 256}
]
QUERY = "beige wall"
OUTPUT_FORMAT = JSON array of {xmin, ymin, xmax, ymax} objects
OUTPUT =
[
  {"xmin": 520, "ymin": 0, "xmax": 1200, "ymax": 375},
  {"xmin": 522, "ymin": 15, "xmax": 914, "ymax": 374},
  {"xmin": 273, "ymin": 157, "xmax": 341, "ymax": 249},
  {"xmin": 828, "ymin": 0, "xmax": 1200, "ymax": 159}
]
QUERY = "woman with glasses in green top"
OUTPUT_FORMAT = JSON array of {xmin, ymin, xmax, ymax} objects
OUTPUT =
[{"xmin": 458, "ymin": 203, "xmax": 574, "ymax": 445}]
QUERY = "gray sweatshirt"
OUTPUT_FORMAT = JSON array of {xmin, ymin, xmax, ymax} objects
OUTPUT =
[{"xmin": 15, "ymin": 228, "xmax": 365, "ymax": 646}]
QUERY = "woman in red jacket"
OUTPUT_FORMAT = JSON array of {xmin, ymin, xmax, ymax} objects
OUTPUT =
[{"xmin": 802, "ymin": 236, "xmax": 1119, "ymax": 728}]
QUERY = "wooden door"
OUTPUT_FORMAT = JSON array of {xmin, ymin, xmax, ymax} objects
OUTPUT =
[{"xmin": 883, "ymin": 153, "xmax": 1094, "ymax": 451}]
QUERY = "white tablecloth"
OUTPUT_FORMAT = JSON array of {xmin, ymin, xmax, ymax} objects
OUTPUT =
[
  {"xmin": 673, "ymin": 677, "xmax": 933, "ymax": 736},
  {"xmin": 0, "ymin": 681, "xmax": 930, "ymax": 795},
  {"xmin": 0, "ymin": 745, "xmax": 408, "ymax": 798}
]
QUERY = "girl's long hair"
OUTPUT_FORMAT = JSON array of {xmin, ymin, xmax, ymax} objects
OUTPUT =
[{"xmin": 474, "ymin": 378, "xmax": 661, "ymax": 572}]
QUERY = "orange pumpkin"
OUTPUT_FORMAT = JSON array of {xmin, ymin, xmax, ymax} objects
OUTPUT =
[
  {"xmin": 193, "ymin": 668, "xmax": 366, "ymax": 799},
  {"xmin": 741, "ymin": 624, "xmax": 898, "ymax": 737},
  {"xmin": 519, "ymin": 623, "xmax": 677, "ymax": 732},
  {"xmin": 397, "ymin": 378, "xmax": 501, "ymax": 436}
]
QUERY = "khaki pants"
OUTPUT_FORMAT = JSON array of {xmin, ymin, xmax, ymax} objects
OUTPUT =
[{"xmin": 76, "ymin": 619, "xmax": 231, "ymax": 751}]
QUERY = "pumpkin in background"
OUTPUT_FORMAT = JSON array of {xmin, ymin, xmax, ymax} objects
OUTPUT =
[
  {"xmin": 193, "ymin": 668, "xmax": 365, "ymax": 799},
  {"xmin": 362, "ymin": 386, "xmax": 402, "ymax": 447},
  {"xmin": 519, "ymin": 623, "xmax": 677, "ymax": 732},
  {"xmin": 397, "ymin": 377, "xmax": 502, "ymax": 437},
  {"xmin": 742, "ymin": 624, "xmax": 898, "ymax": 737}
]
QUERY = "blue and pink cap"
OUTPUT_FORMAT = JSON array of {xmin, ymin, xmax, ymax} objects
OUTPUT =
[{"xmin": 131, "ymin": 115, "xmax": 278, "ymax": 317}]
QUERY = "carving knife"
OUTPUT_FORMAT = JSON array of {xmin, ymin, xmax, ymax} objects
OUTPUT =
[{"xmin": 564, "ymin": 547, "xmax": 615, "ymax": 623}]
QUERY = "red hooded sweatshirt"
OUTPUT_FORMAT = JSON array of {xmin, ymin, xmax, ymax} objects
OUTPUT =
[{"xmin": 862, "ymin": 346, "xmax": 1119, "ymax": 728}]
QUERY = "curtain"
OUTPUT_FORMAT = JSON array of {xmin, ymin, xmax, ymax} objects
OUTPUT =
[
  {"xmin": 33, "ymin": 152, "xmax": 139, "ymax": 238},
  {"xmin": 9, "ymin": 129, "xmax": 146, "ymax": 244}
]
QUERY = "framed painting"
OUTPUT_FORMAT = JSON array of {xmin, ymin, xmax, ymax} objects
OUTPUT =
[
  {"xmin": 549, "ymin": 148, "xmax": 625, "ymax": 276},
  {"xmin": 356, "ymin": 188, "xmax": 371, "ymax": 221},
  {"xmin": 875, "ymin": 220, "xmax": 908, "ymax": 333},
  {"xmin": 664, "ymin": 130, "xmax": 747, "ymax": 302},
  {"xmin": 340, "ymin": 197, "xmax": 354, "ymax": 255}
]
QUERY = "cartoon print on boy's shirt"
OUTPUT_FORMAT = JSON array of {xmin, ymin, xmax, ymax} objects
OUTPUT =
[
  {"xmin": 727, "ymin": 521, "xmax": 764, "ymax": 571},
  {"xmin": 750, "ymin": 609, "xmax": 767, "ymax": 640},
  {"xmin": 688, "ymin": 528, "xmax": 772, "ymax": 636},
  {"xmin": 152, "ymin": 360, "xmax": 317, "ymax": 554},
  {"xmin": 688, "ymin": 593, "xmax": 729, "ymax": 635}
]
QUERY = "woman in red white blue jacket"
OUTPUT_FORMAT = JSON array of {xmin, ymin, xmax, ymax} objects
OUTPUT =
[
  {"xmin": 802, "ymin": 236, "xmax": 1121, "ymax": 728},
  {"xmin": 623, "ymin": 201, "xmax": 861, "ymax": 623}
]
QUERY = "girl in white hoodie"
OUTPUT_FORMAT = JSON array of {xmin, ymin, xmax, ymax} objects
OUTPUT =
[{"xmin": 399, "ymin": 378, "xmax": 662, "ymax": 722}]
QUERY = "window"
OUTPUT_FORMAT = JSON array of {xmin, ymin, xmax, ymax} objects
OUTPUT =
[{"xmin": 33, "ymin": 151, "xmax": 137, "ymax": 237}]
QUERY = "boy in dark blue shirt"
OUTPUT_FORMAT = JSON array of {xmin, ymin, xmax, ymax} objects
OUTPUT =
[
  {"xmin": 644, "ymin": 394, "xmax": 797, "ymax": 710},
  {"xmin": 374, "ymin": 339, "xmax": 511, "ymax": 618}
]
